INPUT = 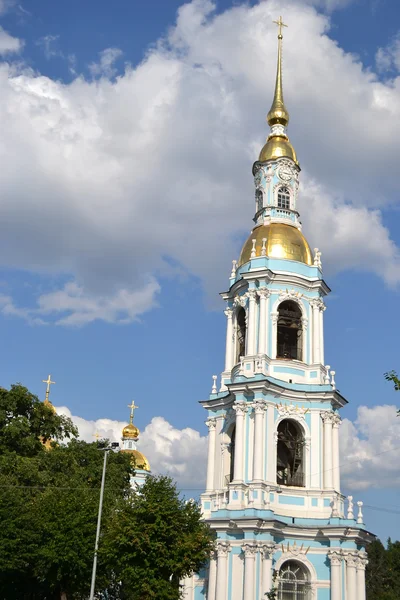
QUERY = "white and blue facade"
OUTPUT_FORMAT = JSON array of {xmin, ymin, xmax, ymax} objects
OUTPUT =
[{"xmin": 183, "ymin": 20, "xmax": 373, "ymax": 600}]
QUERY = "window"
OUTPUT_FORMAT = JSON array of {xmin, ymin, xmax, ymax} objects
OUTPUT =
[
  {"xmin": 277, "ymin": 186, "xmax": 290, "ymax": 209},
  {"xmin": 277, "ymin": 301, "xmax": 303, "ymax": 361},
  {"xmin": 128, "ymin": 442, "xmax": 132, "ymax": 449},
  {"xmin": 276, "ymin": 420, "xmax": 305, "ymax": 487},
  {"xmin": 229, "ymin": 426, "xmax": 236, "ymax": 482},
  {"xmin": 256, "ymin": 188, "xmax": 263, "ymax": 213},
  {"xmin": 277, "ymin": 561, "xmax": 311, "ymax": 600},
  {"xmin": 236, "ymin": 308, "xmax": 246, "ymax": 362}
]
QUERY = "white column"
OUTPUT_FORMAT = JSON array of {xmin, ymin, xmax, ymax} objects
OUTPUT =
[
  {"xmin": 270, "ymin": 311, "xmax": 279, "ymax": 359},
  {"xmin": 253, "ymin": 401, "xmax": 266, "ymax": 481},
  {"xmin": 247, "ymin": 290, "xmax": 257, "ymax": 355},
  {"xmin": 207, "ymin": 550, "xmax": 217, "ymax": 600},
  {"xmin": 243, "ymin": 544, "xmax": 257, "ymax": 600},
  {"xmin": 312, "ymin": 301, "xmax": 321, "ymax": 364},
  {"xmin": 233, "ymin": 402, "xmax": 247, "ymax": 482},
  {"xmin": 332, "ymin": 415, "xmax": 341, "ymax": 492},
  {"xmin": 224, "ymin": 308, "xmax": 234, "ymax": 371},
  {"xmin": 260, "ymin": 543, "xmax": 275, "ymax": 598},
  {"xmin": 346, "ymin": 553, "xmax": 357, "ymax": 600},
  {"xmin": 356, "ymin": 554, "xmax": 368, "ymax": 600},
  {"xmin": 328, "ymin": 551, "xmax": 342, "ymax": 600},
  {"xmin": 205, "ymin": 418, "xmax": 217, "ymax": 491},
  {"xmin": 320, "ymin": 303, "xmax": 326, "ymax": 365},
  {"xmin": 266, "ymin": 404, "xmax": 275, "ymax": 482},
  {"xmin": 216, "ymin": 542, "xmax": 230, "ymax": 600},
  {"xmin": 257, "ymin": 289, "xmax": 269, "ymax": 355},
  {"xmin": 322, "ymin": 411, "xmax": 334, "ymax": 489}
]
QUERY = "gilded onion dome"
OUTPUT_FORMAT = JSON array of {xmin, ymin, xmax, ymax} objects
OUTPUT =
[
  {"xmin": 121, "ymin": 401, "xmax": 151, "ymax": 472},
  {"xmin": 238, "ymin": 223, "xmax": 313, "ymax": 267},
  {"xmin": 259, "ymin": 17, "xmax": 298, "ymax": 165},
  {"xmin": 122, "ymin": 422, "xmax": 140, "ymax": 439}
]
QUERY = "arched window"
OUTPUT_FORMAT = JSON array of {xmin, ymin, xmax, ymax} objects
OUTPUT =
[
  {"xmin": 229, "ymin": 426, "xmax": 236, "ymax": 482},
  {"xmin": 277, "ymin": 419, "xmax": 305, "ymax": 487},
  {"xmin": 277, "ymin": 301, "xmax": 303, "ymax": 361},
  {"xmin": 256, "ymin": 188, "xmax": 263, "ymax": 213},
  {"xmin": 236, "ymin": 308, "xmax": 246, "ymax": 362},
  {"xmin": 277, "ymin": 186, "xmax": 291, "ymax": 209},
  {"xmin": 128, "ymin": 442, "xmax": 132, "ymax": 449},
  {"xmin": 277, "ymin": 560, "xmax": 311, "ymax": 600}
]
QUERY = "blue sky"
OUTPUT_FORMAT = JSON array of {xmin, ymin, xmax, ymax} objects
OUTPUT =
[{"xmin": 0, "ymin": 0, "xmax": 399, "ymax": 541}]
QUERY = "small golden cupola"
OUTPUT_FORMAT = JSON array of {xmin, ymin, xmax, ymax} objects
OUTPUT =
[
  {"xmin": 121, "ymin": 401, "xmax": 150, "ymax": 472},
  {"xmin": 259, "ymin": 16, "xmax": 297, "ymax": 165}
]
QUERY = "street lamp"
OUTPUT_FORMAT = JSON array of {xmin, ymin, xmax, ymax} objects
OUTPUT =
[{"xmin": 89, "ymin": 441, "xmax": 119, "ymax": 600}]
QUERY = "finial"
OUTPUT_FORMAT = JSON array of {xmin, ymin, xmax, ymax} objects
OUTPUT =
[
  {"xmin": 42, "ymin": 374, "xmax": 55, "ymax": 405},
  {"xmin": 250, "ymin": 239, "xmax": 257, "ymax": 258},
  {"xmin": 230, "ymin": 260, "xmax": 237, "ymax": 278},
  {"xmin": 267, "ymin": 16, "xmax": 289, "ymax": 130},
  {"xmin": 357, "ymin": 501, "xmax": 364, "ymax": 524},
  {"xmin": 211, "ymin": 375, "xmax": 217, "ymax": 394},
  {"xmin": 127, "ymin": 400, "xmax": 138, "ymax": 424}
]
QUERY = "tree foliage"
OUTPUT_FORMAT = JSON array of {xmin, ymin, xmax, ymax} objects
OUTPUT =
[
  {"xmin": 366, "ymin": 539, "xmax": 400, "ymax": 600},
  {"xmin": 101, "ymin": 475, "xmax": 214, "ymax": 600}
]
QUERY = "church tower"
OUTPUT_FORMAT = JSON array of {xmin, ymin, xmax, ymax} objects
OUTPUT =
[
  {"xmin": 188, "ymin": 17, "xmax": 374, "ymax": 600},
  {"xmin": 120, "ymin": 401, "xmax": 151, "ymax": 488}
]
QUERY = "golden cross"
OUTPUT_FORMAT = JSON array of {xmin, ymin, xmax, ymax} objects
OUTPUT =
[
  {"xmin": 273, "ymin": 15, "xmax": 288, "ymax": 38},
  {"xmin": 127, "ymin": 400, "xmax": 138, "ymax": 423},
  {"xmin": 42, "ymin": 374, "xmax": 55, "ymax": 404}
]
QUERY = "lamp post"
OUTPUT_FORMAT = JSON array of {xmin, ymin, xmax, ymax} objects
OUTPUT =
[{"xmin": 89, "ymin": 442, "xmax": 119, "ymax": 600}]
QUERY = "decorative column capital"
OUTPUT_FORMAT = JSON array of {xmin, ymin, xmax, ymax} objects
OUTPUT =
[
  {"xmin": 259, "ymin": 542, "xmax": 276, "ymax": 559},
  {"xmin": 332, "ymin": 413, "xmax": 342, "ymax": 427},
  {"xmin": 257, "ymin": 288, "xmax": 271, "ymax": 300},
  {"xmin": 233, "ymin": 401, "xmax": 248, "ymax": 417},
  {"xmin": 242, "ymin": 543, "xmax": 258, "ymax": 558},
  {"xmin": 205, "ymin": 418, "xmax": 217, "ymax": 431},
  {"xmin": 344, "ymin": 552, "xmax": 358, "ymax": 568},
  {"xmin": 321, "ymin": 410, "xmax": 335, "ymax": 424},
  {"xmin": 253, "ymin": 400, "xmax": 267, "ymax": 414},
  {"xmin": 355, "ymin": 551, "xmax": 368, "ymax": 570},
  {"xmin": 310, "ymin": 298, "xmax": 325, "ymax": 311},
  {"xmin": 224, "ymin": 307, "xmax": 234, "ymax": 319},
  {"xmin": 234, "ymin": 294, "xmax": 248, "ymax": 308},
  {"xmin": 270, "ymin": 311, "xmax": 279, "ymax": 325},
  {"xmin": 216, "ymin": 541, "xmax": 231, "ymax": 557},
  {"xmin": 247, "ymin": 289, "xmax": 258, "ymax": 302},
  {"xmin": 328, "ymin": 550, "xmax": 343, "ymax": 566}
]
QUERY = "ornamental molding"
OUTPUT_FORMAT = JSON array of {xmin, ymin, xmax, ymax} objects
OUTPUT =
[
  {"xmin": 281, "ymin": 541, "xmax": 310, "ymax": 556},
  {"xmin": 328, "ymin": 550, "xmax": 343, "ymax": 566},
  {"xmin": 310, "ymin": 298, "xmax": 326, "ymax": 311},
  {"xmin": 247, "ymin": 289, "xmax": 258, "ymax": 302},
  {"xmin": 258, "ymin": 542, "xmax": 277, "ymax": 559},
  {"xmin": 343, "ymin": 552, "xmax": 358, "ymax": 568},
  {"xmin": 234, "ymin": 294, "xmax": 248, "ymax": 309},
  {"xmin": 301, "ymin": 316, "xmax": 309, "ymax": 330},
  {"xmin": 216, "ymin": 541, "xmax": 231, "ymax": 557},
  {"xmin": 271, "ymin": 311, "xmax": 279, "ymax": 325},
  {"xmin": 252, "ymin": 399, "xmax": 268, "ymax": 414},
  {"xmin": 257, "ymin": 288, "xmax": 271, "ymax": 300},
  {"xmin": 224, "ymin": 307, "xmax": 234, "ymax": 319},
  {"xmin": 205, "ymin": 418, "xmax": 217, "ymax": 431},
  {"xmin": 332, "ymin": 413, "xmax": 342, "ymax": 427},
  {"xmin": 277, "ymin": 402, "xmax": 309, "ymax": 420},
  {"xmin": 233, "ymin": 402, "xmax": 248, "ymax": 417},
  {"xmin": 278, "ymin": 288, "xmax": 303, "ymax": 303},
  {"xmin": 242, "ymin": 543, "xmax": 258, "ymax": 558},
  {"xmin": 321, "ymin": 410, "xmax": 336, "ymax": 424}
]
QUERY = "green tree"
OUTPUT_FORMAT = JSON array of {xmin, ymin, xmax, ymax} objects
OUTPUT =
[
  {"xmin": 101, "ymin": 475, "xmax": 214, "ymax": 600},
  {"xmin": 366, "ymin": 538, "xmax": 400, "ymax": 600},
  {"xmin": 0, "ymin": 383, "xmax": 77, "ymax": 456},
  {"xmin": 384, "ymin": 371, "xmax": 400, "ymax": 415}
]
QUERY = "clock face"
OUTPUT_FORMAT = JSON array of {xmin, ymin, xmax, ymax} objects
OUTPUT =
[{"xmin": 278, "ymin": 166, "xmax": 292, "ymax": 182}]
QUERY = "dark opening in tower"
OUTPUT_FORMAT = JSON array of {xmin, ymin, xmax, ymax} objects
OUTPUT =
[
  {"xmin": 276, "ymin": 419, "xmax": 305, "ymax": 488},
  {"xmin": 277, "ymin": 300, "xmax": 303, "ymax": 361},
  {"xmin": 229, "ymin": 426, "xmax": 236, "ymax": 483},
  {"xmin": 236, "ymin": 307, "xmax": 246, "ymax": 362}
]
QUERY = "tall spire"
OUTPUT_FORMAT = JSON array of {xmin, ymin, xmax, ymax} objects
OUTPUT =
[{"xmin": 267, "ymin": 16, "xmax": 289, "ymax": 128}]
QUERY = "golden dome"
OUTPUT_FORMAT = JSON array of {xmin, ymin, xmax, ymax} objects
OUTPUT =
[
  {"xmin": 124, "ymin": 449, "xmax": 150, "ymax": 471},
  {"xmin": 238, "ymin": 223, "xmax": 313, "ymax": 266},
  {"xmin": 122, "ymin": 423, "xmax": 139, "ymax": 439},
  {"xmin": 259, "ymin": 136, "xmax": 297, "ymax": 164}
]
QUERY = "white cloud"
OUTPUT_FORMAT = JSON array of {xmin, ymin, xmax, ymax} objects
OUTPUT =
[
  {"xmin": 340, "ymin": 405, "xmax": 400, "ymax": 490},
  {"xmin": 376, "ymin": 32, "xmax": 400, "ymax": 73},
  {"xmin": 56, "ymin": 407, "xmax": 208, "ymax": 489},
  {"xmin": 0, "ymin": 26, "xmax": 21, "ymax": 55},
  {"xmin": 0, "ymin": 0, "xmax": 399, "ymax": 323},
  {"xmin": 36, "ymin": 34, "xmax": 62, "ymax": 60}
]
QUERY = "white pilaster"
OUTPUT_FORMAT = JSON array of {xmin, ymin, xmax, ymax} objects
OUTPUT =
[
  {"xmin": 328, "ymin": 551, "xmax": 342, "ymax": 600},
  {"xmin": 257, "ymin": 289, "xmax": 270, "ymax": 355},
  {"xmin": 205, "ymin": 418, "xmax": 217, "ymax": 492},
  {"xmin": 312, "ymin": 300, "xmax": 321, "ymax": 364},
  {"xmin": 260, "ymin": 543, "xmax": 275, "ymax": 598},
  {"xmin": 247, "ymin": 290, "xmax": 257, "ymax": 355},
  {"xmin": 233, "ymin": 402, "xmax": 247, "ymax": 482},
  {"xmin": 322, "ymin": 411, "xmax": 334, "ymax": 489},
  {"xmin": 242, "ymin": 544, "xmax": 257, "ymax": 600},
  {"xmin": 345, "ymin": 553, "xmax": 358, "ymax": 600},
  {"xmin": 266, "ymin": 404, "xmax": 275, "ymax": 482},
  {"xmin": 332, "ymin": 414, "xmax": 341, "ymax": 492},
  {"xmin": 252, "ymin": 400, "xmax": 267, "ymax": 481},
  {"xmin": 320, "ymin": 303, "xmax": 326, "ymax": 365},
  {"xmin": 215, "ymin": 542, "xmax": 230, "ymax": 600},
  {"xmin": 356, "ymin": 554, "xmax": 368, "ymax": 600},
  {"xmin": 224, "ymin": 308, "xmax": 234, "ymax": 372},
  {"xmin": 207, "ymin": 549, "xmax": 217, "ymax": 600},
  {"xmin": 270, "ymin": 311, "xmax": 279, "ymax": 359},
  {"xmin": 310, "ymin": 410, "xmax": 320, "ymax": 488}
]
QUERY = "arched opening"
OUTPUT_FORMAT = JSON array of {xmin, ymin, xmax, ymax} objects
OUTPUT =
[
  {"xmin": 277, "ymin": 186, "xmax": 291, "ymax": 210},
  {"xmin": 277, "ymin": 560, "xmax": 311, "ymax": 600},
  {"xmin": 277, "ymin": 301, "xmax": 303, "ymax": 361},
  {"xmin": 236, "ymin": 308, "xmax": 246, "ymax": 362},
  {"xmin": 276, "ymin": 419, "xmax": 305, "ymax": 487},
  {"xmin": 229, "ymin": 426, "xmax": 236, "ymax": 483},
  {"xmin": 256, "ymin": 188, "xmax": 263, "ymax": 213}
]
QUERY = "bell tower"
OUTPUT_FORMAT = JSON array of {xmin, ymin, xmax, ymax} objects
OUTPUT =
[{"xmin": 185, "ymin": 16, "xmax": 374, "ymax": 600}]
